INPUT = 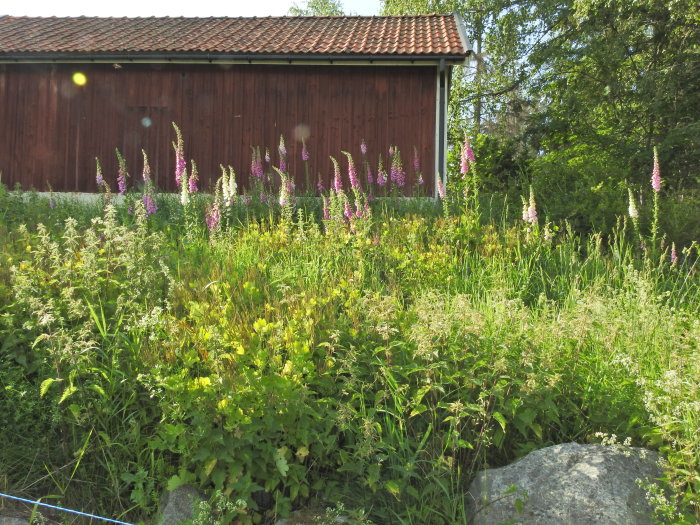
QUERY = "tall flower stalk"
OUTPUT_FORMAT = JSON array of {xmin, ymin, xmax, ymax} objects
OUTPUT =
[
  {"xmin": 278, "ymin": 135, "xmax": 287, "ymax": 174},
  {"xmin": 390, "ymin": 148, "xmax": 405, "ymax": 189},
  {"xmin": 172, "ymin": 122, "xmax": 186, "ymax": 189},
  {"xmin": 342, "ymin": 151, "xmax": 361, "ymax": 191},
  {"xmin": 141, "ymin": 149, "xmax": 157, "ymax": 215},
  {"xmin": 273, "ymin": 166, "xmax": 293, "ymax": 229},
  {"xmin": 650, "ymin": 146, "xmax": 662, "ymax": 247},
  {"xmin": 251, "ymin": 147, "xmax": 264, "ymax": 181},
  {"xmin": 331, "ymin": 156, "xmax": 343, "ymax": 193},
  {"xmin": 461, "ymin": 133, "xmax": 479, "ymax": 215},
  {"xmin": 413, "ymin": 147, "xmax": 423, "ymax": 189},
  {"xmin": 302, "ymin": 139, "xmax": 311, "ymax": 194},
  {"xmin": 115, "ymin": 148, "xmax": 128, "ymax": 195},
  {"xmin": 95, "ymin": 157, "xmax": 105, "ymax": 188},
  {"xmin": 376, "ymin": 155, "xmax": 387, "ymax": 191},
  {"xmin": 627, "ymin": 188, "xmax": 642, "ymax": 243},
  {"xmin": 188, "ymin": 160, "xmax": 199, "ymax": 194}
]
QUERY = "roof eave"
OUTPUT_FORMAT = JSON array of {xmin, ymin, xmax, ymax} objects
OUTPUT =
[{"xmin": 0, "ymin": 51, "xmax": 471, "ymax": 65}]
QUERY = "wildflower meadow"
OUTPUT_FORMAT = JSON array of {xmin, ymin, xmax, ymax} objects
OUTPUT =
[{"xmin": 0, "ymin": 127, "xmax": 698, "ymax": 524}]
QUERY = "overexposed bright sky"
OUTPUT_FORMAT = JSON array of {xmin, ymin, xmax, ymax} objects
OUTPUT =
[{"xmin": 2, "ymin": 0, "xmax": 381, "ymax": 17}]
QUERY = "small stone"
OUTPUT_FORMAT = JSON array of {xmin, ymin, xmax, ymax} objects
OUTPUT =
[
  {"xmin": 0, "ymin": 516, "xmax": 29, "ymax": 525},
  {"xmin": 467, "ymin": 442, "xmax": 664, "ymax": 525},
  {"xmin": 156, "ymin": 485, "xmax": 207, "ymax": 525}
]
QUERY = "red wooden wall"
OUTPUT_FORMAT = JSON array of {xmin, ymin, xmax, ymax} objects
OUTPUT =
[{"xmin": 0, "ymin": 63, "xmax": 436, "ymax": 193}]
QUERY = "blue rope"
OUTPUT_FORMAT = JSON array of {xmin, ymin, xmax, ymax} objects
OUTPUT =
[{"xmin": 0, "ymin": 492, "xmax": 135, "ymax": 525}]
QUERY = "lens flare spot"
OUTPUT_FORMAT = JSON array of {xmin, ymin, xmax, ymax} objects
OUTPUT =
[
  {"xmin": 293, "ymin": 123, "xmax": 310, "ymax": 142},
  {"xmin": 72, "ymin": 72, "xmax": 87, "ymax": 86},
  {"xmin": 141, "ymin": 117, "xmax": 152, "ymax": 128}
]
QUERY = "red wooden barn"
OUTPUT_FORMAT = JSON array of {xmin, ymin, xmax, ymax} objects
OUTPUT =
[{"xmin": 0, "ymin": 14, "xmax": 470, "ymax": 195}]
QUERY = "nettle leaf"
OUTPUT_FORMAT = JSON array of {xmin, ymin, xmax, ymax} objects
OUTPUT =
[
  {"xmin": 384, "ymin": 480, "xmax": 401, "ymax": 498},
  {"xmin": 492, "ymin": 411, "xmax": 507, "ymax": 432},
  {"xmin": 59, "ymin": 385, "xmax": 77, "ymax": 404},
  {"xmin": 167, "ymin": 469, "xmax": 196, "ymax": 491},
  {"xmin": 275, "ymin": 447, "xmax": 289, "ymax": 477},
  {"xmin": 40, "ymin": 377, "xmax": 58, "ymax": 397}
]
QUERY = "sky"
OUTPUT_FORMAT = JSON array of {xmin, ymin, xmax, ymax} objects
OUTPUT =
[{"xmin": 2, "ymin": 0, "xmax": 381, "ymax": 17}]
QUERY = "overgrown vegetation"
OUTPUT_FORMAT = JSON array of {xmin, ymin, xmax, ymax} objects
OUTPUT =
[
  {"xmin": 0, "ymin": 132, "xmax": 698, "ymax": 524},
  {"xmin": 383, "ymin": 0, "xmax": 699, "ymax": 239}
]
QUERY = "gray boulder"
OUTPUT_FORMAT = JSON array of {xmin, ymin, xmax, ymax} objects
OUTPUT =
[
  {"xmin": 157, "ymin": 485, "xmax": 207, "ymax": 525},
  {"xmin": 467, "ymin": 442, "xmax": 664, "ymax": 525}
]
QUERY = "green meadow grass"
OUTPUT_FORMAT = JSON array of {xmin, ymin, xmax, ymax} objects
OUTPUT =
[{"xmin": 0, "ymin": 184, "xmax": 697, "ymax": 524}]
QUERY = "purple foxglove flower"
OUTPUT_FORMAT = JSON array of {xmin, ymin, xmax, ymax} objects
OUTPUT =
[
  {"xmin": 417, "ymin": 174, "xmax": 424, "ymax": 185},
  {"xmin": 390, "ymin": 150, "xmax": 405, "ymax": 188},
  {"xmin": 670, "ymin": 243, "xmax": 677, "ymax": 264},
  {"xmin": 461, "ymin": 134, "xmax": 475, "ymax": 175},
  {"xmin": 343, "ymin": 151, "xmax": 360, "ymax": 190},
  {"xmin": 251, "ymin": 148, "xmax": 264, "ymax": 180},
  {"xmin": 527, "ymin": 187, "xmax": 537, "ymax": 224},
  {"xmin": 260, "ymin": 191, "xmax": 266, "ymax": 203},
  {"xmin": 142, "ymin": 149, "xmax": 151, "ymax": 184},
  {"xmin": 117, "ymin": 173, "xmax": 127, "ymax": 195},
  {"xmin": 278, "ymin": 135, "xmax": 287, "ymax": 172},
  {"xmin": 389, "ymin": 145, "xmax": 395, "ymax": 158},
  {"xmin": 265, "ymin": 148, "xmax": 271, "ymax": 163},
  {"xmin": 377, "ymin": 155, "xmax": 387, "ymax": 186},
  {"xmin": 49, "ymin": 197, "xmax": 55, "ymax": 209},
  {"xmin": 172, "ymin": 123, "xmax": 186, "ymax": 188},
  {"xmin": 95, "ymin": 158, "xmax": 104, "ymax": 186},
  {"xmin": 302, "ymin": 140, "xmax": 310, "ymax": 161},
  {"xmin": 322, "ymin": 195, "xmax": 330, "ymax": 221},
  {"xmin": 651, "ymin": 147, "xmax": 661, "ymax": 192},
  {"xmin": 317, "ymin": 179, "xmax": 325, "ymax": 193},
  {"xmin": 367, "ymin": 165, "xmax": 373, "ymax": 185},
  {"xmin": 437, "ymin": 178, "xmax": 446, "ymax": 199},
  {"xmin": 205, "ymin": 202, "xmax": 220, "ymax": 232},
  {"xmin": 278, "ymin": 135, "xmax": 287, "ymax": 157},
  {"xmin": 344, "ymin": 199, "xmax": 352, "ymax": 220},
  {"xmin": 360, "ymin": 139, "xmax": 367, "ymax": 155},
  {"xmin": 189, "ymin": 160, "xmax": 199, "ymax": 193},
  {"xmin": 143, "ymin": 193, "xmax": 157, "ymax": 215},
  {"xmin": 115, "ymin": 148, "xmax": 128, "ymax": 195},
  {"xmin": 175, "ymin": 152, "xmax": 185, "ymax": 188},
  {"xmin": 331, "ymin": 156, "xmax": 342, "ymax": 192}
]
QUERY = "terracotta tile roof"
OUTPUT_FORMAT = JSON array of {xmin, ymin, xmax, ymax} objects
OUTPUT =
[{"xmin": 0, "ymin": 15, "xmax": 469, "ymax": 58}]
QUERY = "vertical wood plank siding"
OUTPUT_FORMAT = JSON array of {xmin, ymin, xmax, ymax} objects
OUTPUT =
[{"xmin": 0, "ymin": 63, "xmax": 436, "ymax": 194}]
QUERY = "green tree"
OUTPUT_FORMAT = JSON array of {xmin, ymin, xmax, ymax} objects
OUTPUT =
[
  {"xmin": 289, "ymin": 0, "xmax": 344, "ymax": 16},
  {"xmin": 527, "ymin": 0, "xmax": 700, "ymax": 188}
]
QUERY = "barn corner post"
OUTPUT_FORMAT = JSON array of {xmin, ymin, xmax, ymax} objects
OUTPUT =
[
  {"xmin": 440, "ymin": 10, "xmax": 473, "ymax": 198},
  {"xmin": 435, "ymin": 57, "xmax": 448, "ymax": 200}
]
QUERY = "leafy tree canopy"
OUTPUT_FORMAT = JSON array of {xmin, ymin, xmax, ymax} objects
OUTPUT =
[{"xmin": 289, "ymin": 0, "xmax": 344, "ymax": 16}]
